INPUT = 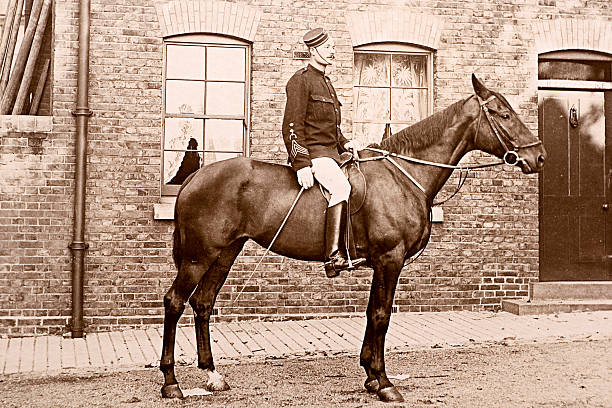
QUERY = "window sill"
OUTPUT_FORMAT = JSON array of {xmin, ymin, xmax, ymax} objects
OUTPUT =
[
  {"xmin": 153, "ymin": 197, "xmax": 176, "ymax": 220},
  {"xmin": 0, "ymin": 115, "xmax": 53, "ymax": 134}
]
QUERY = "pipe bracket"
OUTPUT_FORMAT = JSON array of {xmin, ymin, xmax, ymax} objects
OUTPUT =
[
  {"xmin": 71, "ymin": 107, "xmax": 93, "ymax": 117},
  {"xmin": 69, "ymin": 241, "xmax": 89, "ymax": 250}
]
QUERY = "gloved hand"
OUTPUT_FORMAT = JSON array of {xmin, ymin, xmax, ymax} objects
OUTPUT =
[{"xmin": 296, "ymin": 166, "xmax": 314, "ymax": 189}]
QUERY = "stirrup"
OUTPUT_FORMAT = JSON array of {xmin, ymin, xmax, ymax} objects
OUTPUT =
[{"xmin": 324, "ymin": 253, "xmax": 366, "ymax": 278}]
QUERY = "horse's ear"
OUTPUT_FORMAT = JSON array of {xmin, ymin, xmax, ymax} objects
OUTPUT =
[{"xmin": 472, "ymin": 74, "xmax": 492, "ymax": 99}]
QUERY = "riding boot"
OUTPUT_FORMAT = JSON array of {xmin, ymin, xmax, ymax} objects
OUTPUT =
[{"xmin": 324, "ymin": 201, "xmax": 366, "ymax": 278}]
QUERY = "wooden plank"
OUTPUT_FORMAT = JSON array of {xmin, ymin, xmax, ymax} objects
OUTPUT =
[
  {"xmin": 97, "ymin": 332, "xmax": 118, "ymax": 366},
  {"xmin": 215, "ymin": 324, "xmax": 253, "ymax": 357},
  {"xmin": 341, "ymin": 316, "xmax": 408, "ymax": 347},
  {"xmin": 109, "ymin": 331, "xmax": 132, "ymax": 366},
  {"xmin": 237, "ymin": 321, "xmax": 283, "ymax": 355},
  {"xmin": 274, "ymin": 321, "xmax": 318, "ymax": 352},
  {"xmin": 418, "ymin": 313, "xmax": 479, "ymax": 342},
  {"xmin": 46, "ymin": 336, "xmax": 61, "ymax": 372},
  {"xmin": 175, "ymin": 326, "xmax": 196, "ymax": 361},
  {"xmin": 210, "ymin": 324, "xmax": 240, "ymax": 358},
  {"xmin": 333, "ymin": 318, "xmax": 365, "ymax": 343},
  {"xmin": 123, "ymin": 330, "xmax": 147, "ymax": 365},
  {"xmin": 61, "ymin": 337, "xmax": 76, "ymax": 369},
  {"xmin": 33, "ymin": 335, "xmax": 48, "ymax": 372},
  {"xmin": 3, "ymin": 338, "xmax": 21, "ymax": 374},
  {"xmin": 145, "ymin": 327, "xmax": 162, "ymax": 362},
  {"xmin": 19, "ymin": 336, "xmax": 34, "ymax": 373},
  {"xmin": 134, "ymin": 329, "xmax": 157, "ymax": 365},
  {"xmin": 85, "ymin": 334, "xmax": 104, "ymax": 367},
  {"xmin": 387, "ymin": 316, "xmax": 424, "ymax": 345},
  {"xmin": 261, "ymin": 321, "xmax": 303, "ymax": 353},
  {"xmin": 447, "ymin": 312, "xmax": 500, "ymax": 340},
  {"xmin": 309, "ymin": 319, "xmax": 355, "ymax": 350},
  {"xmin": 291, "ymin": 320, "xmax": 342, "ymax": 352},
  {"xmin": 450, "ymin": 312, "xmax": 509, "ymax": 340},
  {"xmin": 410, "ymin": 314, "xmax": 465, "ymax": 344},
  {"xmin": 250, "ymin": 321, "xmax": 293, "ymax": 356},
  {"xmin": 226, "ymin": 322, "xmax": 266, "ymax": 355},
  {"xmin": 0, "ymin": 337, "xmax": 8, "ymax": 374},
  {"xmin": 387, "ymin": 315, "xmax": 429, "ymax": 344},
  {"xmin": 392, "ymin": 314, "xmax": 442, "ymax": 344},
  {"xmin": 74, "ymin": 338, "xmax": 90, "ymax": 368}
]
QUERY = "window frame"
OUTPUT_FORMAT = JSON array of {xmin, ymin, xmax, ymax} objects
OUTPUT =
[
  {"xmin": 352, "ymin": 42, "xmax": 434, "ymax": 141},
  {"xmin": 161, "ymin": 34, "xmax": 251, "ymax": 196}
]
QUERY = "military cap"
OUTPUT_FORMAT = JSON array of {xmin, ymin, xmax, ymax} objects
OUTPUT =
[{"xmin": 303, "ymin": 28, "xmax": 328, "ymax": 48}]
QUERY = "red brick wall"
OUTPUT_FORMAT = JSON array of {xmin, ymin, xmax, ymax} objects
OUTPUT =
[{"xmin": 1, "ymin": 0, "xmax": 611, "ymax": 336}]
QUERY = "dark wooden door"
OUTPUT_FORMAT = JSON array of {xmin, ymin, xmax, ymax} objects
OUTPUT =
[{"xmin": 539, "ymin": 90, "xmax": 612, "ymax": 281}]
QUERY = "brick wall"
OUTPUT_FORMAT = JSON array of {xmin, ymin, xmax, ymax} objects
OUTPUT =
[{"xmin": 1, "ymin": 0, "xmax": 611, "ymax": 336}]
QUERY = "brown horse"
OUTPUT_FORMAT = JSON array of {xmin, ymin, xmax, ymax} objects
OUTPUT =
[{"xmin": 160, "ymin": 75, "xmax": 546, "ymax": 402}]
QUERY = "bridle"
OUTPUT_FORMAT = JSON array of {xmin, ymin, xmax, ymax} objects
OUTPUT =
[{"xmin": 475, "ymin": 94, "xmax": 543, "ymax": 167}]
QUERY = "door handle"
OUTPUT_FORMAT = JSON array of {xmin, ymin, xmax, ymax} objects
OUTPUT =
[{"xmin": 603, "ymin": 204, "xmax": 609, "ymax": 211}]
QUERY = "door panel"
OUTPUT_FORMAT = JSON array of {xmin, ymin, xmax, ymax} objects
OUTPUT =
[{"xmin": 539, "ymin": 90, "xmax": 611, "ymax": 281}]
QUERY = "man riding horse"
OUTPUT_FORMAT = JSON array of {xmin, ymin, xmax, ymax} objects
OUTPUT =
[{"xmin": 282, "ymin": 27, "xmax": 366, "ymax": 278}]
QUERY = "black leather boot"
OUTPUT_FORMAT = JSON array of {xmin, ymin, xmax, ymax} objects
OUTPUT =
[{"xmin": 324, "ymin": 201, "xmax": 366, "ymax": 278}]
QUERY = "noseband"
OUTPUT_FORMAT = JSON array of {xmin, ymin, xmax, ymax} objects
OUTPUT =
[{"xmin": 475, "ymin": 95, "xmax": 542, "ymax": 166}]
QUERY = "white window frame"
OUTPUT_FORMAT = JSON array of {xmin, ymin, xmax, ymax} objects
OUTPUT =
[
  {"xmin": 353, "ymin": 42, "xmax": 434, "ymax": 142},
  {"xmin": 161, "ymin": 33, "xmax": 251, "ymax": 196}
]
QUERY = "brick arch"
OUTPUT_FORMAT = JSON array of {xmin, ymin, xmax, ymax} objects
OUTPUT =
[
  {"xmin": 153, "ymin": 0, "xmax": 262, "ymax": 41},
  {"xmin": 534, "ymin": 18, "xmax": 612, "ymax": 55},
  {"xmin": 346, "ymin": 10, "xmax": 444, "ymax": 50}
]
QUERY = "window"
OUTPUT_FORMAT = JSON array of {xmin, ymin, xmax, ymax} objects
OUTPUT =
[
  {"xmin": 353, "ymin": 43, "xmax": 433, "ymax": 145},
  {"xmin": 162, "ymin": 34, "xmax": 250, "ymax": 195}
]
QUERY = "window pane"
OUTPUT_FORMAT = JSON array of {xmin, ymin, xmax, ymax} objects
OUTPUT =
[
  {"xmin": 165, "ymin": 80, "xmax": 205, "ymax": 114},
  {"xmin": 354, "ymin": 53, "xmax": 390, "ymax": 86},
  {"xmin": 354, "ymin": 87, "xmax": 390, "ymax": 121},
  {"xmin": 205, "ymin": 119, "xmax": 244, "ymax": 151},
  {"xmin": 391, "ymin": 89, "xmax": 428, "ymax": 122},
  {"xmin": 166, "ymin": 45, "xmax": 205, "ymax": 80},
  {"xmin": 164, "ymin": 150, "xmax": 202, "ymax": 185},
  {"xmin": 204, "ymin": 152, "xmax": 241, "ymax": 165},
  {"xmin": 206, "ymin": 82, "xmax": 245, "ymax": 116},
  {"xmin": 353, "ymin": 122, "xmax": 386, "ymax": 146},
  {"xmin": 207, "ymin": 47, "xmax": 246, "ymax": 81},
  {"xmin": 164, "ymin": 118, "xmax": 203, "ymax": 150},
  {"xmin": 391, "ymin": 54, "xmax": 427, "ymax": 87}
]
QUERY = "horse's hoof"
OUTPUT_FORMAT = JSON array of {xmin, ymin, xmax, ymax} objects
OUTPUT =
[
  {"xmin": 205, "ymin": 369, "xmax": 230, "ymax": 391},
  {"xmin": 161, "ymin": 384, "xmax": 184, "ymax": 399},
  {"xmin": 377, "ymin": 386, "xmax": 404, "ymax": 402},
  {"xmin": 364, "ymin": 379, "xmax": 379, "ymax": 393}
]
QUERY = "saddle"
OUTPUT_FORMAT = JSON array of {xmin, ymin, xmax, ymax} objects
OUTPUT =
[{"xmin": 318, "ymin": 152, "xmax": 367, "ymax": 215}]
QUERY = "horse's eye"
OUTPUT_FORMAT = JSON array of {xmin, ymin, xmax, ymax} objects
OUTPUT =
[{"xmin": 500, "ymin": 112, "xmax": 510, "ymax": 119}]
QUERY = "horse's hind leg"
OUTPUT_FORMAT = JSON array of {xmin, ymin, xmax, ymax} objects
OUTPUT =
[
  {"xmin": 160, "ymin": 252, "xmax": 219, "ymax": 399},
  {"xmin": 189, "ymin": 238, "xmax": 246, "ymax": 392}
]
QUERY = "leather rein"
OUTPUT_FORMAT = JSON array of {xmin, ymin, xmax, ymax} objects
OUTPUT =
[{"xmin": 355, "ymin": 94, "xmax": 541, "ymax": 203}]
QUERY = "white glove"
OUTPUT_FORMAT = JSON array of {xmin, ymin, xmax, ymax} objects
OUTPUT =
[{"xmin": 296, "ymin": 166, "xmax": 314, "ymax": 189}]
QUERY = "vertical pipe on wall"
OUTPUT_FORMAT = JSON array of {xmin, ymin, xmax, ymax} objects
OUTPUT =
[{"xmin": 69, "ymin": 0, "xmax": 92, "ymax": 339}]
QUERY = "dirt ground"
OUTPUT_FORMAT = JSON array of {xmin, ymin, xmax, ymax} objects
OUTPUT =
[{"xmin": 1, "ymin": 339, "xmax": 611, "ymax": 408}]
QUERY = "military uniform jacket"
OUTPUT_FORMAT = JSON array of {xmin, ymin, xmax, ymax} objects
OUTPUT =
[{"xmin": 282, "ymin": 64, "xmax": 349, "ymax": 171}]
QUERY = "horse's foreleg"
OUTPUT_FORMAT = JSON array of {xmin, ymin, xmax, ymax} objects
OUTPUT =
[
  {"xmin": 189, "ymin": 239, "xmax": 246, "ymax": 392},
  {"xmin": 363, "ymin": 259, "xmax": 404, "ymax": 403},
  {"xmin": 160, "ymin": 258, "xmax": 216, "ymax": 399}
]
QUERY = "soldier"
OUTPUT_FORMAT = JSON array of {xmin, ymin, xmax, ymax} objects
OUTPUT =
[{"xmin": 282, "ymin": 28, "xmax": 366, "ymax": 278}]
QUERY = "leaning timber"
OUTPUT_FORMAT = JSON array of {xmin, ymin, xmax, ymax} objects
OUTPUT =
[{"xmin": 0, "ymin": 0, "xmax": 24, "ymax": 95}]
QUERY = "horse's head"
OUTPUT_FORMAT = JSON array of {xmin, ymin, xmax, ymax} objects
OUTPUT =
[{"xmin": 471, "ymin": 74, "xmax": 546, "ymax": 174}]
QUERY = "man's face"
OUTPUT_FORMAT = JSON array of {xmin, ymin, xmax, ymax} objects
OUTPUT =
[{"xmin": 313, "ymin": 38, "xmax": 335, "ymax": 65}]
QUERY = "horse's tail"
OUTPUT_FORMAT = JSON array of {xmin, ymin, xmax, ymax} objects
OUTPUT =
[{"xmin": 172, "ymin": 171, "xmax": 198, "ymax": 270}]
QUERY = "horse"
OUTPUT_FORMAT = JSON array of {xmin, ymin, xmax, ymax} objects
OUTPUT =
[{"xmin": 159, "ymin": 74, "xmax": 546, "ymax": 403}]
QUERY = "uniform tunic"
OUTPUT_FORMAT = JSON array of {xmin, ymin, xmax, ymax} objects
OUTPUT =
[{"xmin": 282, "ymin": 64, "xmax": 349, "ymax": 171}]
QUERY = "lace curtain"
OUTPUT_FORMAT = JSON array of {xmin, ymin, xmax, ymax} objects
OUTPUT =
[{"xmin": 353, "ymin": 52, "xmax": 428, "ymax": 146}]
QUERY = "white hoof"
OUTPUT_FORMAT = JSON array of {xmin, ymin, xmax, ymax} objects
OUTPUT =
[{"xmin": 204, "ymin": 369, "xmax": 230, "ymax": 391}]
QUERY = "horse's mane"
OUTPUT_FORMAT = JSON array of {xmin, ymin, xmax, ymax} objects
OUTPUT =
[{"xmin": 376, "ymin": 98, "xmax": 468, "ymax": 154}]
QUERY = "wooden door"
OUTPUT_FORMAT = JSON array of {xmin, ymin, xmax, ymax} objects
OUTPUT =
[{"xmin": 539, "ymin": 90, "xmax": 612, "ymax": 281}]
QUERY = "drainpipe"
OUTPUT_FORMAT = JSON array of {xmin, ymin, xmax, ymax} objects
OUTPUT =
[{"xmin": 69, "ymin": 0, "xmax": 92, "ymax": 338}]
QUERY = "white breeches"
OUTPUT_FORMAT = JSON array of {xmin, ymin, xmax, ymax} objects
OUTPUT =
[{"xmin": 311, "ymin": 157, "xmax": 351, "ymax": 206}]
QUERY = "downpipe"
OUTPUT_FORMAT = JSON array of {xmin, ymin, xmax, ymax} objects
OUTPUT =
[{"xmin": 69, "ymin": 0, "xmax": 92, "ymax": 338}]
